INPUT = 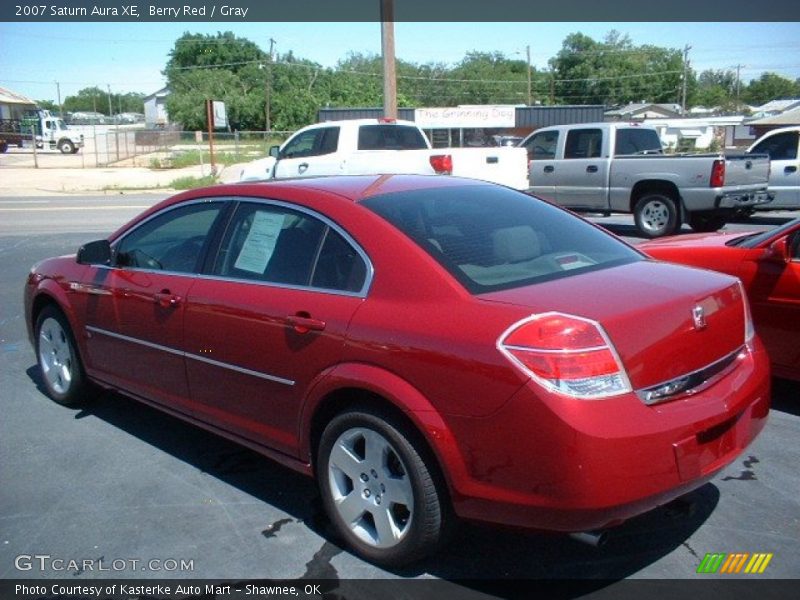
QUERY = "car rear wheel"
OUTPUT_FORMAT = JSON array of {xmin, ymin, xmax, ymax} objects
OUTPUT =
[
  {"xmin": 317, "ymin": 409, "xmax": 448, "ymax": 566},
  {"xmin": 35, "ymin": 306, "xmax": 91, "ymax": 406},
  {"xmin": 634, "ymin": 193, "xmax": 680, "ymax": 238}
]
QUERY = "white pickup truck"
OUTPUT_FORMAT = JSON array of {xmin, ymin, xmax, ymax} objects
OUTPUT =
[
  {"xmin": 746, "ymin": 125, "xmax": 800, "ymax": 211},
  {"xmin": 520, "ymin": 122, "xmax": 773, "ymax": 237},
  {"xmin": 238, "ymin": 118, "xmax": 529, "ymax": 190}
]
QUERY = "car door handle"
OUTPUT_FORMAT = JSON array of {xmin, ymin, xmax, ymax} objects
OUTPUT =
[
  {"xmin": 786, "ymin": 166, "xmax": 798, "ymax": 173},
  {"xmin": 543, "ymin": 165, "xmax": 555, "ymax": 173},
  {"xmin": 153, "ymin": 291, "xmax": 182, "ymax": 308},
  {"xmin": 298, "ymin": 162, "xmax": 309, "ymax": 173},
  {"xmin": 286, "ymin": 314, "xmax": 326, "ymax": 334},
  {"xmin": 586, "ymin": 165, "xmax": 598, "ymax": 173}
]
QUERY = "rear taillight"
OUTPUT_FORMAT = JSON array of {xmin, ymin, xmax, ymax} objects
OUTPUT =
[
  {"xmin": 430, "ymin": 154, "xmax": 453, "ymax": 175},
  {"xmin": 498, "ymin": 312, "xmax": 632, "ymax": 399},
  {"xmin": 710, "ymin": 159, "xmax": 726, "ymax": 187}
]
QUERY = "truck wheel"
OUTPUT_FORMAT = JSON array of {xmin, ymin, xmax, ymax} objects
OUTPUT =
[
  {"xmin": 317, "ymin": 409, "xmax": 450, "ymax": 566},
  {"xmin": 58, "ymin": 140, "xmax": 76, "ymax": 154},
  {"xmin": 634, "ymin": 193, "xmax": 679, "ymax": 238},
  {"xmin": 0, "ymin": 141, "xmax": 8, "ymax": 153},
  {"xmin": 688, "ymin": 212, "xmax": 726, "ymax": 233}
]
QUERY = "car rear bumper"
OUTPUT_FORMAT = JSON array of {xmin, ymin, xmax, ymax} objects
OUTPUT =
[
  {"xmin": 443, "ymin": 341, "xmax": 770, "ymax": 532},
  {"xmin": 716, "ymin": 190, "xmax": 773, "ymax": 209}
]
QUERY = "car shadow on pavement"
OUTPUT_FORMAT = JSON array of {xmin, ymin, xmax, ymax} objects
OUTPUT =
[
  {"xmin": 25, "ymin": 366, "xmax": 719, "ymax": 594},
  {"xmin": 595, "ymin": 222, "xmax": 695, "ymax": 241},
  {"xmin": 771, "ymin": 377, "xmax": 800, "ymax": 416}
]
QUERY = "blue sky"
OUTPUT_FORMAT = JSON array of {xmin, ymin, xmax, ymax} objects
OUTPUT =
[{"xmin": 2, "ymin": 22, "xmax": 799, "ymax": 103}]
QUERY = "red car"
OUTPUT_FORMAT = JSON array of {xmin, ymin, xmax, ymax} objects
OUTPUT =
[
  {"xmin": 26, "ymin": 175, "xmax": 769, "ymax": 566},
  {"xmin": 641, "ymin": 219, "xmax": 800, "ymax": 382}
]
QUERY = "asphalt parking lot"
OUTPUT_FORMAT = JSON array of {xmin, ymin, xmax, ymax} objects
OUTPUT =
[{"xmin": 0, "ymin": 196, "xmax": 798, "ymax": 596}]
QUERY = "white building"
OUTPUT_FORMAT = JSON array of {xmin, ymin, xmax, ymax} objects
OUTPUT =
[
  {"xmin": 642, "ymin": 116, "xmax": 753, "ymax": 150},
  {"xmin": 143, "ymin": 87, "xmax": 170, "ymax": 128}
]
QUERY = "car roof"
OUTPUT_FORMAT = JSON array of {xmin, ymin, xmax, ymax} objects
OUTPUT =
[
  {"xmin": 108, "ymin": 175, "xmax": 492, "ymax": 241},
  {"xmin": 207, "ymin": 174, "xmax": 487, "ymax": 204}
]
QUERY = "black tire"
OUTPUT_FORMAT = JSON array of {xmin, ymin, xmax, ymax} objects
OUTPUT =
[
  {"xmin": 317, "ymin": 409, "xmax": 449, "ymax": 567},
  {"xmin": 58, "ymin": 139, "xmax": 75, "ymax": 154},
  {"xmin": 688, "ymin": 211, "xmax": 726, "ymax": 233},
  {"xmin": 34, "ymin": 306, "xmax": 91, "ymax": 406},
  {"xmin": 633, "ymin": 193, "xmax": 680, "ymax": 238},
  {"xmin": 0, "ymin": 141, "xmax": 8, "ymax": 153}
]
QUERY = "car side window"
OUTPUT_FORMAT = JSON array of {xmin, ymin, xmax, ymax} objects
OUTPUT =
[
  {"xmin": 212, "ymin": 202, "xmax": 367, "ymax": 293},
  {"xmin": 311, "ymin": 228, "xmax": 368, "ymax": 293},
  {"xmin": 115, "ymin": 203, "xmax": 223, "ymax": 273},
  {"xmin": 751, "ymin": 132, "xmax": 799, "ymax": 160},
  {"xmin": 523, "ymin": 131, "xmax": 559, "ymax": 160},
  {"xmin": 789, "ymin": 231, "xmax": 800, "ymax": 261},
  {"xmin": 564, "ymin": 129, "xmax": 602, "ymax": 159},
  {"xmin": 281, "ymin": 127, "xmax": 339, "ymax": 159}
]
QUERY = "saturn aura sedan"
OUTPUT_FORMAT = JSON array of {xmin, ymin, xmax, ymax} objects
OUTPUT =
[{"xmin": 26, "ymin": 175, "xmax": 770, "ymax": 566}]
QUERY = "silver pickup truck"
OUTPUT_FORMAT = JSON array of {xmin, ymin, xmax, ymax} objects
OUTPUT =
[{"xmin": 520, "ymin": 122, "xmax": 772, "ymax": 237}]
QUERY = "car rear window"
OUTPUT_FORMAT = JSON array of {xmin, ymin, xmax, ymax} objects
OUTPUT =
[
  {"xmin": 357, "ymin": 125, "xmax": 429, "ymax": 150},
  {"xmin": 615, "ymin": 128, "xmax": 663, "ymax": 156},
  {"xmin": 362, "ymin": 185, "xmax": 642, "ymax": 294}
]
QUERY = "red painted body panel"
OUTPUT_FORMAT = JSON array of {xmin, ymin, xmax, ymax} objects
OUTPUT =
[
  {"xmin": 641, "ymin": 223, "xmax": 800, "ymax": 381},
  {"xmin": 25, "ymin": 175, "xmax": 773, "ymax": 535}
]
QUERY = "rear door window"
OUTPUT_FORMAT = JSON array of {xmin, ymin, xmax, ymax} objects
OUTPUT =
[
  {"xmin": 564, "ymin": 129, "xmax": 603, "ymax": 159},
  {"xmin": 212, "ymin": 201, "xmax": 368, "ymax": 293}
]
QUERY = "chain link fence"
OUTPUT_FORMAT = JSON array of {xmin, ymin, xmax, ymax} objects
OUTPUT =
[{"xmin": 0, "ymin": 127, "xmax": 292, "ymax": 170}]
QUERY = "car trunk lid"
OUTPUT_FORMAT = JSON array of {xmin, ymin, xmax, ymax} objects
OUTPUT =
[{"xmin": 482, "ymin": 261, "xmax": 747, "ymax": 392}]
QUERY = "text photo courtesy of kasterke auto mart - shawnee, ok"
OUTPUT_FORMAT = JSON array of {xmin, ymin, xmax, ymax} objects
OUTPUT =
[{"xmin": 1, "ymin": 2, "xmax": 799, "ymax": 599}]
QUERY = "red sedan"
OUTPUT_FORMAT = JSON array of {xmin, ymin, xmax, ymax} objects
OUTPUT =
[
  {"xmin": 26, "ymin": 175, "xmax": 769, "ymax": 566},
  {"xmin": 641, "ymin": 219, "xmax": 800, "ymax": 382}
]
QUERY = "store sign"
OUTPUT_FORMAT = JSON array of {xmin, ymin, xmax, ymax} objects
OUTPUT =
[
  {"xmin": 414, "ymin": 105, "xmax": 516, "ymax": 128},
  {"xmin": 212, "ymin": 101, "xmax": 228, "ymax": 129}
]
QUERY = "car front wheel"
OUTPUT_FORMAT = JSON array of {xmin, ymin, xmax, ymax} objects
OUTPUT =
[
  {"xmin": 58, "ymin": 140, "xmax": 75, "ymax": 154},
  {"xmin": 35, "ymin": 306, "xmax": 90, "ymax": 406},
  {"xmin": 317, "ymin": 409, "xmax": 449, "ymax": 566}
]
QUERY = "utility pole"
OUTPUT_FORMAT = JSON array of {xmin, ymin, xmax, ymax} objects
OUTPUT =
[
  {"xmin": 106, "ymin": 84, "xmax": 113, "ymax": 118},
  {"xmin": 735, "ymin": 64, "xmax": 743, "ymax": 114},
  {"xmin": 55, "ymin": 81, "xmax": 63, "ymax": 117},
  {"xmin": 549, "ymin": 70, "xmax": 555, "ymax": 105},
  {"xmin": 681, "ymin": 44, "xmax": 691, "ymax": 114},
  {"xmin": 265, "ymin": 37, "xmax": 275, "ymax": 136},
  {"xmin": 380, "ymin": 0, "xmax": 397, "ymax": 119},
  {"xmin": 526, "ymin": 45, "xmax": 532, "ymax": 106}
]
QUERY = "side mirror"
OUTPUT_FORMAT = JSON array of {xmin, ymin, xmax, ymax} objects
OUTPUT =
[
  {"xmin": 269, "ymin": 145, "xmax": 280, "ymax": 159},
  {"xmin": 77, "ymin": 239, "xmax": 112, "ymax": 265},
  {"xmin": 763, "ymin": 237, "xmax": 790, "ymax": 265}
]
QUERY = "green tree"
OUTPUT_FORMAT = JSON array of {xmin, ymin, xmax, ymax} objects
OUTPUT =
[
  {"xmin": 743, "ymin": 72, "xmax": 800, "ymax": 106},
  {"xmin": 36, "ymin": 99, "xmax": 59, "ymax": 113},
  {"xmin": 165, "ymin": 31, "xmax": 267, "ymax": 130},
  {"xmin": 691, "ymin": 69, "xmax": 737, "ymax": 111},
  {"xmin": 63, "ymin": 86, "xmax": 109, "ymax": 114},
  {"xmin": 549, "ymin": 31, "xmax": 683, "ymax": 106}
]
